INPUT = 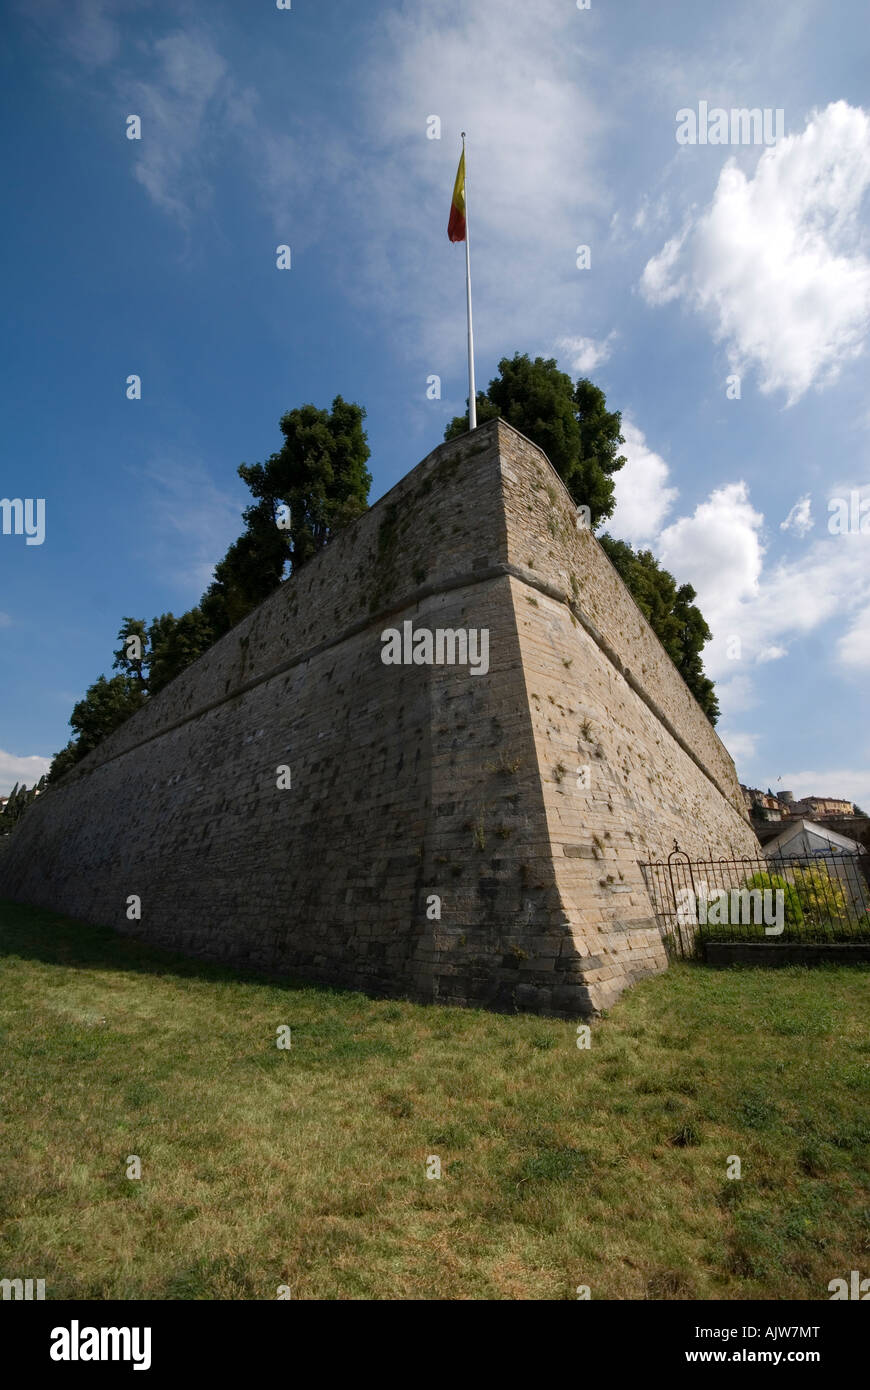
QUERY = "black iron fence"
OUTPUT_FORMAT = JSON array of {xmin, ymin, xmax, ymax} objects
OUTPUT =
[{"xmin": 640, "ymin": 844, "xmax": 870, "ymax": 958}]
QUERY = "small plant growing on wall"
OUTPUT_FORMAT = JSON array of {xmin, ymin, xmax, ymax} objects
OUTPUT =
[
  {"xmin": 486, "ymin": 752, "xmax": 522, "ymax": 776},
  {"xmin": 464, "ymin": 809, "xmax": 487, "ymax": 852}
]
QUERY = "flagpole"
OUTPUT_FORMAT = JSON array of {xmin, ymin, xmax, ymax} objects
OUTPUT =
[{"xmin": 461, "ymin": 132, "xmax": 477, "ymax": 430}]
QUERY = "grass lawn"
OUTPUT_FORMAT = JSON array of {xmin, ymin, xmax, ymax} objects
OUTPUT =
[{"xmin": 1, "ymin": 900, "xmax": 867, "ymax": 1300}]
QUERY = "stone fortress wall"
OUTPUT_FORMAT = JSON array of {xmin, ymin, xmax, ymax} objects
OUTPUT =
[{"xmin": 0, "ymin": 418, "xmax": 759, "ymax": 1015}]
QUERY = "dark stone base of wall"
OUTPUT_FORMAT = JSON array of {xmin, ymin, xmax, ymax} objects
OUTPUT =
[{"xmin": 704, "ymin": 942, "xmax": 870, "ymax": 966}]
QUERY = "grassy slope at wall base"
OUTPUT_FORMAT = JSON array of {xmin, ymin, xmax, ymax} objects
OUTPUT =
[
  {"xmin": 0, "ymin": 420, "xmax": 759, "ymax": 1017},
  {"xmin": 1, "ymin": 901, "xmax": 867, "ymax": 1300},
  {"xmin": 705, "ymin": 942, "xmax": 870, "ymax": 966}
]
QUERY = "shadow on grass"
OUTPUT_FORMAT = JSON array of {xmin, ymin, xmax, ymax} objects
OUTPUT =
[{"xmin": 0, "ymin": 897, "xmax": 357, "ymax": 1002}]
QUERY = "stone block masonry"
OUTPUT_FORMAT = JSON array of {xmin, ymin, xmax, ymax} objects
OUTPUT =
[{"xmin": 0, "ymin": 419, "xmax": 760, "ymax": 1016}]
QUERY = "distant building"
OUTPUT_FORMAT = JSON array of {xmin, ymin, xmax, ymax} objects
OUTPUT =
[
  {"xmin": 740, "ymin": 785, "xmax": 855, "ymax": 830},
  {"xmin": 791, "ymin": 796, "xmax": 854, "ymax": 817},
  {"xmin": 741, "ymin": 785, "xmax": 784, "ymax": 823}
]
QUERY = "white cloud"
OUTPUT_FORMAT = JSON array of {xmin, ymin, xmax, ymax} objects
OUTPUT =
[
  {"xmin": 128, "ymin": 31, "xmax": 234, "ymax": 225},
  {"xmin": 736, "ymin": 534, "xmax": 869, "ymax": 678},
  {"xmin": 0, "ymin": 750, "xmax": 52, "ymax": 797},
  {"xmin": 28, "ymin": 1, "xmax": 613, "ymax": 366},
  {"xmin": 609, "ymin": 419, "xmax": 679, "ymax": 544},
  {"xmin": 641, "ymin": 102, "xmax": 870, "ymax": 404},
  {"xmin": 71, "ymin": 1, "xmax": 120, "ymax": 66},
  {"xmin": 633, "ymin": 0, "xmax": 816, "ymax": 110},
  {"xmin": 717, "ymin": 727, "xmax": 758, "ymax": 769},
  {"xmin": 19, "ymin": 10, "xmax": 245, "ymax": 226},
  {"xmin": 0, "ymin": 612, "xmax": 12, "ymax": 629},
  {"xmin": 631, "ymin": 194, "xmax": 670, "ymax": 236},
  {"xmin": 341, "ymin": 0, "xmax": 609, "ymax": 363},
  {"xmin": 638, "ymin": 229, "xmax": 686, "ymax": 305},
  {"xmin": 780, "ymin": 494, "xmax": 813, "ymax": 537},
  {"xmin": 21, "ymin": 0, "xmax": 123, "ymax": 67},
  {"xmin": 657, "ymin": 482, "xmax": 765, "ymax": 664},
  {"xmin": 138, "ymin": 455, "xmax": 246, "ymax": 598},
  {"xmin": 714, "ymin": 671, "xmax": 758, "ymax": 713},
  {"xmin": 837, "ymin": 605, "xmax": 870, "ymax": 669},
  {"xmin": 653, "ymin": 479, "xmax": 870, "ymax": 710},
  {"xmin": 557, "ymin": 334, "xmax": 616, "ymax": 374}
]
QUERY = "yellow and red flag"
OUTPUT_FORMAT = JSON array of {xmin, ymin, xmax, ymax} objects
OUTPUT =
[{"xmin": 448, "ymin": 148, "xmax": 467, "ymax": 242}]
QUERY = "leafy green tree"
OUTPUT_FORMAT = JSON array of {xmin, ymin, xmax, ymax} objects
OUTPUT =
[
  {"xmin": 238, "ymin": 395, "xmax": 371, "ymax": 572},
  {"xmin": 200, "ymin": 396, "xmax": 370, "ymax": 636},
  {"xmin": 445, "ymin": 353, "xmax": 626, "ymax": 527},
  {"xmin": 48, "ymin": 674, "xmax": 146, "ymax": 781},
  {"xmin": 147, "ymin": 609, "xmax": 216, "ymax": 694},
  {"xmin": 113, "ymin": 612, "xmax": 217, "ymax": 695},
  {"xmin": 49, "ymin": 395, "xmax": 372, "ymax": 780},
  {"xmin": 200, "ymin": 503, "xmax": 290, "ymax": 639},
  {"xmin": 47, "ymin": 743, "xmax": 80, "ymax": 783},
  {"xmin": 0, "ymin": 782, "xmax": 21, "ymax": 832},
  {"xmin": 2, "ymin": 775, "xmax": 47, "ymax": 827},
  {"xmin": 69, "ymin": 675, "xmax": 147, "ymax": 756},
  {"xmin": 597, "ymin": 535, "xmax": 719, "ymax": 722},
  {"xmin": 51, "ymin": 610, "xmax": 215, "ymax": 780},
  {"xmin": 112, "ymin": 617, "xmax": 149, "ymax": 688}
]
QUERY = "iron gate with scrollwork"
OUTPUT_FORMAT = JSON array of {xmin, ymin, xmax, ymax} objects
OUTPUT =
[{"xmin": 640, "ymin": 841, "xmax": 870, "ymax": 959}]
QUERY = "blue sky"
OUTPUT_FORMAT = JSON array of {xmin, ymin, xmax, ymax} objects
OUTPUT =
[{"xmin": 1, "ymin": 0, "xmax": 868, "ymax": 805}]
